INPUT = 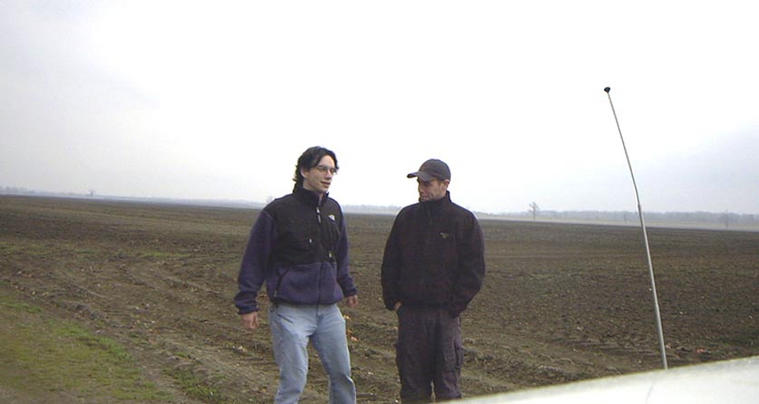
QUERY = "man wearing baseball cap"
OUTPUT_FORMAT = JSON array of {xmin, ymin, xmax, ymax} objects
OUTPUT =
[{"xmin": 381, "ymin": 158, "xmax": 486, "ymax": 402}]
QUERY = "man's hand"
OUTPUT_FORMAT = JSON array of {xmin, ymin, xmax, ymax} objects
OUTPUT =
[
  {"xmin": 393, "ymin": 301, "xmax": 402, "ymax": 311},
  {"xmin": 345, "ymin": 295, "xmax": 359, "ymax": 308},
  {"xmin": 241, "ymin": 311, "xmax": 259, "ymax": 330}
]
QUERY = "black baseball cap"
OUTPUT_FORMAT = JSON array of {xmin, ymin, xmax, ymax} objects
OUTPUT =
[{"xmin": 407, "ymin": 159, "xmax": 451, "ymax": 181}]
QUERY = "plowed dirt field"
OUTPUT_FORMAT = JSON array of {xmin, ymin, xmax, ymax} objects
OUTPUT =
[{"xmin": 1, "ymin": 195, "xmax": 757, "ymax": 402}]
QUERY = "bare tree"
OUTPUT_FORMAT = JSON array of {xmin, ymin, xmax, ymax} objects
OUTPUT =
[{"xmin": 529, "ymin": 201, "xmax": 539, "ymax": 221}]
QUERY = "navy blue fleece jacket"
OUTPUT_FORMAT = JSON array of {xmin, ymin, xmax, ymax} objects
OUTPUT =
[{"xmin": 235, "ymin": 187, "xmax": 357, "ymax": 314}]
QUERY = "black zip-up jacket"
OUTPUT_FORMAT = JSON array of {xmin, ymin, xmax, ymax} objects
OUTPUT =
[
  {"xmin": 381, "ymin": 191, "xmax": 485, "ymax": 317},
  {"xmin": 234, "ymin": 187, "xmax": 357, "ymax": 314}
]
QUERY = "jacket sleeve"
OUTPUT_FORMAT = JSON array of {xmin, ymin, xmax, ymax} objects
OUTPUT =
[
  {"xmin": 449, "ymin": 215, "xmax": 485, "ymax": 317},
  {"xmin": 234, "ymin": 210, "xmax": 276, "ymax": 314},
  {"xmin": 335, "ymin": 213, "xmax": 357, "ymax": 297},
  {"xmin": 380, "ymin": 215, "xmax": 403, "ymax": 310}
]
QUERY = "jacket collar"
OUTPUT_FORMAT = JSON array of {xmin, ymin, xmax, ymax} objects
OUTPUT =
[
  {"xmin": 420, "ymin": 191, "xmax": 451, "ymax": 212},
  {"xmin": 294, "ymin": 186, "xmax": 327, "ymax": 207}
]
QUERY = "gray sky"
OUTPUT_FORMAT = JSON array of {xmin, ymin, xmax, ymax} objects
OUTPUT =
[{"xmin": 2, "ymin": 1, "xmax": 757, "ymax": 214}]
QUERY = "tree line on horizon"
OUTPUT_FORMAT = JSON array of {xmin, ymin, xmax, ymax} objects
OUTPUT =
[{"xmin": 2, "ymin": 187, "xmax": 756, "ymax": 228}]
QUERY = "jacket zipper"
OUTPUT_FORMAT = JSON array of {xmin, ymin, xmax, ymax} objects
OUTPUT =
[{"xmin": 316, "ymin": 206, "xmax": 323, "ymax": 303}]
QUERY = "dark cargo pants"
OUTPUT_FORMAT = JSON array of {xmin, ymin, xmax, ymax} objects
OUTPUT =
[{"xmin": 395, "ymin": 306, "xmax": 463, "ymax": 402}]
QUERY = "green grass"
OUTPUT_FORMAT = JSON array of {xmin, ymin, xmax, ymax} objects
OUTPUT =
[
  {"xmin": 167, "ymin": 367, "xmax": 226, "ymax": 403},
  {"xmin": 136, "ymin": 250, "xmax": 192, "ymax": 260},
  {"xmin": 0, "ymin": 240, "xmax": 49, "ymax": 257},
  {"xmin": 0, "ymin": 287, "xmax": 172, "ymax": 402}
]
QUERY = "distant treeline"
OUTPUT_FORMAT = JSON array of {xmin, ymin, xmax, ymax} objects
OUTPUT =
[
  {"xmin": 2, "ymin": 187, "xmax": 756, "ymax": 229},
  {"xmin": 497, "ymin": 210, "xmax": 758, "ymax": 230},
  {"xmin": 342, "ymin": 205, "xmax": 400, "ymax": 215},
  {"xmin": 0, "ymin": 187, "xmax": 263, "ymax": 210}
]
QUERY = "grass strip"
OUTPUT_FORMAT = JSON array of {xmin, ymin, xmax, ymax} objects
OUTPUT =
[{"xmin": 0, "ymin": 286, "xmax": 172, "ymax": 401}]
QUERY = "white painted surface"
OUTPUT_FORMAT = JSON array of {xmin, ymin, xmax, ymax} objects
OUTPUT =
[{"xmin": 465, "ymin": 356, "xmax": 759, "ymax": 404}]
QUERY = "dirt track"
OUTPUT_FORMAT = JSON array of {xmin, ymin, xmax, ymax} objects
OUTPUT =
[{"xmin": 1, "ymin": 195, "xmax": 758, "ymax": 402}]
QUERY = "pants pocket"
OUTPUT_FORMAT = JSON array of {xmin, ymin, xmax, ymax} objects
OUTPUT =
[{"xmin": 441, "ymin": 315, "xmax": 463, "ymax": 372}]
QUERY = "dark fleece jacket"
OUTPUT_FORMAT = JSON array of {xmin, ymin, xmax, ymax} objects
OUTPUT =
[
  {"xmin": 234, "ymin": 187, "xmax": 357, "ymax": 314},
  {"xmin": 381, "ymin": 191, "xmax": 485, "ymax": 317}
]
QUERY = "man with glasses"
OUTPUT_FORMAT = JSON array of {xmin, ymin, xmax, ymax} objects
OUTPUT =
[
  {"xmin": 235, "ymin": 146, "xmax": 358, "ymax": 403},
  {"xmin": 381, "ymin": 158, "xmax": 485, "ymax": 402}
]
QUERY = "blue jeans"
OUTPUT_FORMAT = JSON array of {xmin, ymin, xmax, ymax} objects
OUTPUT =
[{"xmin": 269, "ymin": 303, "xmax": 356, "ymax": 404}]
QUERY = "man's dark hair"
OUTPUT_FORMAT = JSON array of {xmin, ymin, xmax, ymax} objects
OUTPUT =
[{"xmin": 293, "ymin": 146, "xmax": 338, "ymax": 192}]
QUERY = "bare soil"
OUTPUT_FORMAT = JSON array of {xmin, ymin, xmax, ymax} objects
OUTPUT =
[{"xmin": 1, "ymin": 195, "xmax": 757, "ymax": 402}]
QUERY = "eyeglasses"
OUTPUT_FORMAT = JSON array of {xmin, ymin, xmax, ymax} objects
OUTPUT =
[{"xmin": 314, "ymin": 165, "xmax": 338, "ymax": 175}]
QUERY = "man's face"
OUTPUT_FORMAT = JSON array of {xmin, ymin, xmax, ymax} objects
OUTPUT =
[
  {"xmin": 417, "ymin": 178, "xmax": 449, "ymax": 202},
  {"xmin": 301, "ymin": 155, "xmax": 337, "ymax": 195}
]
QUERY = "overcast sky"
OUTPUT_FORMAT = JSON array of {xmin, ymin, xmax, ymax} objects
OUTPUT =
[{"xmin": 1, "ymin": 1, "xmax": 757, "ymax": 214}]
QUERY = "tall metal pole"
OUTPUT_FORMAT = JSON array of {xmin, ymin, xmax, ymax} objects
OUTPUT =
[{"xmin": 604, "ymin": 87, "xmax": 668, "ymax": 369}]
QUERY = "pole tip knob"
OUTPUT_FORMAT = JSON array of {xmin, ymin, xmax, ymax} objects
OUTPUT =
[{"xmin": 604, "ymin": 87, "xmax": 611, "ymax": 93}]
